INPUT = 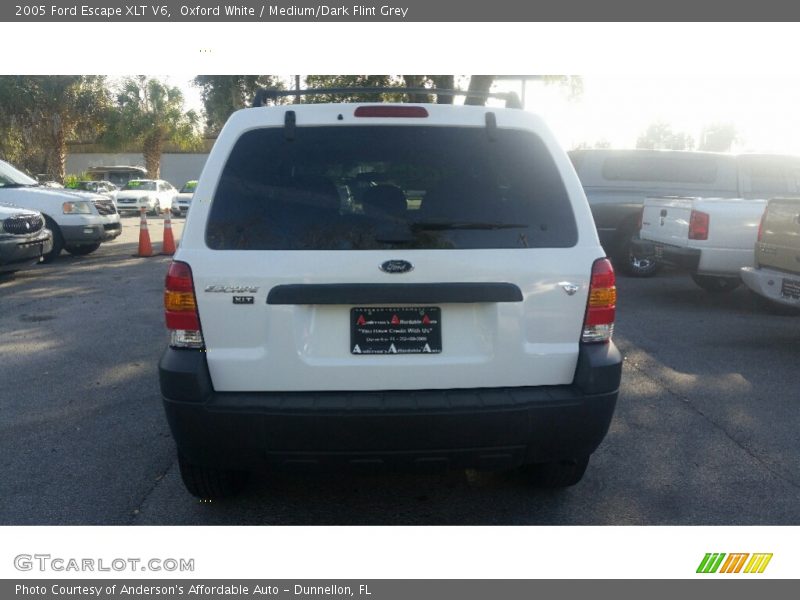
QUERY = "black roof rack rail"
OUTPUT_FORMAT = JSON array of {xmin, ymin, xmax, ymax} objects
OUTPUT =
[{"xmin": 251, "ymin": 87, "xmax": 523, "ymax": 109}]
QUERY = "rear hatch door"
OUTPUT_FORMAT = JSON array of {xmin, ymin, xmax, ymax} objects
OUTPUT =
[{"xmin": 186, "ymin": 108, "xmax": 596, "ymax": 392}]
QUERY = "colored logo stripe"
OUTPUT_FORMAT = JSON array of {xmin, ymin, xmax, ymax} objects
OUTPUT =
[
  {"xmin": 697, "ymin": 553, "xmax": 726, "ymax": 573},
  {"xmin": 744, "ymin": 554, "xmax": 773, "ymax": 574},
  {"xmin": 697, "ymin": 553, "xmax": 773, "ymax": 574},
  {"xmin": 719, "ymin": 553, "xmax": 749, "ymax": 573}
]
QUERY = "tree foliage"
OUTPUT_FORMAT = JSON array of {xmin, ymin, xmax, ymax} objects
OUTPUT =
[
  {"xmin": 103, "ymin": 76, "xmax": 200, "ymax": 178},
  {"xmin": 636, "ymin": 121, "xmax": 695, "ymax": 151},
  {"xmin": 699, "ymin": 122, "xmax": 738, "ymax": 152},
  {"xmin": 302, "ymin": 75, "xmax": 404, "ymax": 103},
  {"xmin": 0, "ymin": 76, "xmax": 109, "ymax": 181},
  {"xmin": 193, "ymin": 75, "xmax": 284, "ymax": 134}
]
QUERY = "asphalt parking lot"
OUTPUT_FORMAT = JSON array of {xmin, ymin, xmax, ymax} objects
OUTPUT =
[{"xmin": 1, "ymin": 217, "xmax": 798, "ymax": 525}]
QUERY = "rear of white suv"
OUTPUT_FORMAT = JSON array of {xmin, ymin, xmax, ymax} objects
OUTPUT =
[{"xmin": 159, "ymin": 99, "xmax": 622, "ymax": 498}]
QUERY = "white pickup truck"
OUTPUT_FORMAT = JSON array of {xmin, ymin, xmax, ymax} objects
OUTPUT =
[{"xmin": 635, "ymin": 196, "xmax": 767, "ymax": 292}]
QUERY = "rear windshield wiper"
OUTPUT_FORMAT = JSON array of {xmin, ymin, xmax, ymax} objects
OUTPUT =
[{"xmin": 411, "ymin": 220, "xmax": 527, "ymax": 231}]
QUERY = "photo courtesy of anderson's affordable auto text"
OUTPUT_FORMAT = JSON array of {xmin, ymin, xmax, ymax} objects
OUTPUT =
[{"xmin": 1, "ymin": 0, "xmax": 799, "ymax": 594}]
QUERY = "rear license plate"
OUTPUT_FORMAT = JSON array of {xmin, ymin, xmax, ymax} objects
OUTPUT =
[
  {"xmin": 350, "ymin": 307, "xmax": 442, "ymax": 355},
  {"xmin": 781, "ymin": 277, "xmax": 800, "ymax": 299}
]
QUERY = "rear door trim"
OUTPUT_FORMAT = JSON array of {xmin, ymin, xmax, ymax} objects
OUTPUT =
[{"xmin": 266, "ymin": 283, "xmax": 524, "ymax": 305}]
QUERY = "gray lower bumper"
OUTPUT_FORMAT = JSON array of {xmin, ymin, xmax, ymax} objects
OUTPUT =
[{"xmin": 61, "ymin": 222, "xmax": 122, "ymax": 244}]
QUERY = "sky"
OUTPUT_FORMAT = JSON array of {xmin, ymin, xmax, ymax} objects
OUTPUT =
[{"xmin": 161, "ymin": 74, "xmax": 800, "ymax": 155}]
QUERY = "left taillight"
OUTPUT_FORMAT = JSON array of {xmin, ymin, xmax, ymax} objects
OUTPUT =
[
  {"xmin": 582, "ymin": 258, "xmax": 616, "ymax": 344},
  {"xmin": 164, "ymin": 261, "xmax": 204, "ymax": 349}
]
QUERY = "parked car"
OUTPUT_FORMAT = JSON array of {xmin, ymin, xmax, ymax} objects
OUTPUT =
[
  {"xmin": 86, "ymin": 165, "xmax": 148, "ymax": 188},
  {"xmin": 72, "ymin": 180, "xmax": 119, "ymax": 201},
  {"xmin": 741, "ymin": 197, "xmax": 800, "ymax": 311},
  {"xmin": 636, "ymin": 196, "xmax": 767, "ymax": 292},
  {"xmin": 171, "ymin": 180, "xmax": 196, "ymax": 216},
  {"xmin": 115, "ymin": 179, "xmax": 177, "ymax": 216},
  {"xmin": 0, "ymin": 159, "xmax": 121, "ymax": 261},
  {"xmin": 569, "ymin": 149, "xmax": 800, "ymax": 277},
  {"xmin": 159, "ymin": 92, "xmax": 622, "ymax": 499},
  {"xmin": 0, "ymin": 202, "xmax": 52, "ymax": 275}
]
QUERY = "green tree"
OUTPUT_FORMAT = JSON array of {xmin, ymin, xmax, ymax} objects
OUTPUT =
[
  {"xmin": 0, "ymin": 76, "xmax": 109, "ymax": 181},
  {"xmin": 302, "ymin": 75, "xmax": 403, "ymax": 103},
  {"xmin": 193, "ymin": 75, "xmax": 284, "ymax": 134},
  {"xmin": 104, "ymin": 76, "xmax": 200, "ymax": 179},
  {"xmin": 699, "ymin": 122, "xmax": 738, "ymax": 152},
  {"xmin": 636, "ymin": 121, "xmax": 695, "ymax": 151}
]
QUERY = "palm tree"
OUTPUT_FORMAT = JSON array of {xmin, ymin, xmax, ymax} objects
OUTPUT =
[
  {"xmin": 106, "ymin": 76, "xmax": 200, "ymax": 178},
  {"xmin": 0, "ymin": 76, "xmax": 109, "ymax": 181}
]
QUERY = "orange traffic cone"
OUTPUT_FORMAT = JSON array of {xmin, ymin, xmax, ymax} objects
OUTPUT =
[
  {"xmin": 161, "ymin": 209, "xmax": 176, "ymax": 256},
  {"xmin": 137, "ymin": 208, "xmax": 153, "ymax": 257}
]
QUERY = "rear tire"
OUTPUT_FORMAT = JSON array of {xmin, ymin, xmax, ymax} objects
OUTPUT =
[
  {"xmin": 520, "ymin": 455, "xmax": 590, "ymax": 488},
  {"xmin": 178, "ymin": 454, "xmax": 249, "ymax": 499},
  {"xmin": 690, "ymin": 273, "xmax": 741, "ymax": 293},
  {"xmin": 65, "ymin": 243, "xmax": 101, "ymax": 256},
  {"xmin": 41, "ymin": 216, "xmax": 64, "ymax": 263}
]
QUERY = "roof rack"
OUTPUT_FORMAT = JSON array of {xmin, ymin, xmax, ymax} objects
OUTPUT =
[{"xmin": 251, "ymin": 87, "xmax": 523, "ymax": 109}]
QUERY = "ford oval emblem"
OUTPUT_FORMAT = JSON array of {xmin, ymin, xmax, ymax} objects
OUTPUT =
[{"xmin": 380, "ymin": 260, "xmax": 413, "ymax": 274}]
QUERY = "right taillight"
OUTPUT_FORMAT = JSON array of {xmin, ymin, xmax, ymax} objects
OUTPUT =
[
  {"xmin": 164, "ymin": 261, "xmax": 204, "ymax": 349},
  {"xmin": 582, "ymin": 258, "xmax": 616, "ymax": 344},
  {"xmin": 688, "ymin": 210, "xmax": 710, "ymax": 240}
]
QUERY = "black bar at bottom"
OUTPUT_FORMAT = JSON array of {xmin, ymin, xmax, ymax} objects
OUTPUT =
[{"xmin": 1, "ymin": 579, "xmax": 791, "ymax": 600}]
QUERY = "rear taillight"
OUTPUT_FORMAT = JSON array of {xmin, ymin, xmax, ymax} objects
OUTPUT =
[
  {"xmin": 354, "ymin": 106, "xmax": 429, "ymax": 118},
  {"xmin": 688, "ymin": 210, "xmax": 710, "ymax": 240},
  {"xmin": 164, "ymin": 261, "xmax": 204, "ymax": 349},
  {"xmin": 582, "ymin": 258, "xmax": 616, "ymax": 344},
  {"xmin": 757, "ymin": 208, "xmax": 767, "ymax": 242}
]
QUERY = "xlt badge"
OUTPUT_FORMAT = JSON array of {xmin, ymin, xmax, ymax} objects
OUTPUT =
[{"xmin": 205, "ymin": 285, "xmax": 259, "ymax": 293}]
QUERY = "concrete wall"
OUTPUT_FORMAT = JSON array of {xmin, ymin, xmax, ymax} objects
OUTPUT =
[{"xmin": 66, "ymin": 153, "xmax": 209, "ymax": 187}]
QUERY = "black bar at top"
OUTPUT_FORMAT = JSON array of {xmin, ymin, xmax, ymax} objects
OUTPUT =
[{"xmin": 5, "ymin": 1, "xmax": 800, "ymax": 22}]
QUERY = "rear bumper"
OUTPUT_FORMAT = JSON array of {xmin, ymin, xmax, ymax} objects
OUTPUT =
[
  {"xmin": 159, "ymin": 343, "xmax": 622, "ymax": 471},
  {"xmin": 741, "ymin": 266, "xmax": 800, "ymax": 307},
  {"xmin": 632, "ymin": 239, "xmax": 701, "ymax": 272}
]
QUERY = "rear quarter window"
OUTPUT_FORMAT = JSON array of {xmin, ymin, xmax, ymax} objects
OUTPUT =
[
  {"xmin": 601, "ymin": 155, "xmax": 719, "ymax": 184},
  {"xmin": 206, "ymin": 125, "xmax": 578, "ymax": 250}
]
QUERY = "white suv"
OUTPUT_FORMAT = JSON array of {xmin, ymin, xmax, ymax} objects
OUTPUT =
[{"xmin": 159, "ymin": 92, "xmax": 622, "ymax": 499}]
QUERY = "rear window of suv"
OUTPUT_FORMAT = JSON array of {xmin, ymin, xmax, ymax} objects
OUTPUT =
[{"xmin": 206, "ymin": 125, "xmax": 577, "ymax": 250}]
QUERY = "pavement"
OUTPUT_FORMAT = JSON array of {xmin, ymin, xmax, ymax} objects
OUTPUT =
[{"xmin": 1, "ymin": 217, "xmax": 798, "ymax": 524}]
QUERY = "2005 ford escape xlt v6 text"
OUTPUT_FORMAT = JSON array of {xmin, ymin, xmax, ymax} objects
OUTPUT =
[{"xmin": 159, "ymin": 88, "xmax": 623, "ymax": 499}]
